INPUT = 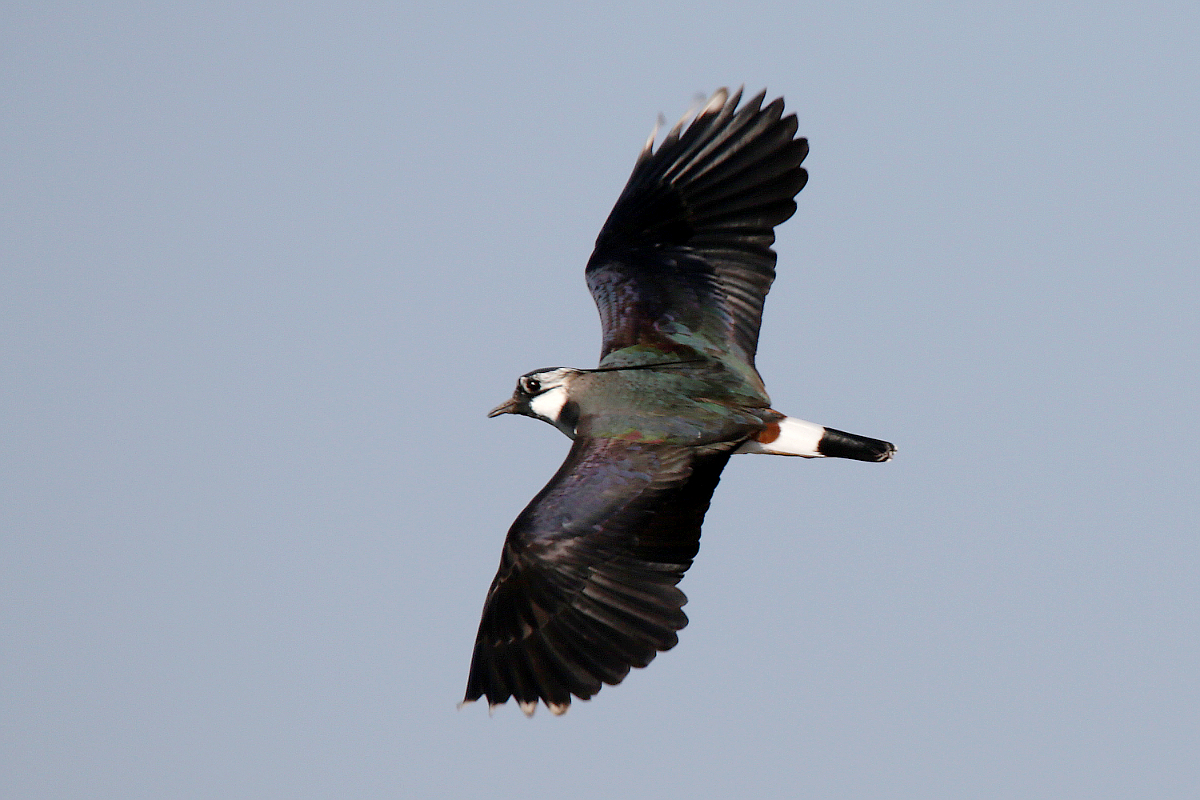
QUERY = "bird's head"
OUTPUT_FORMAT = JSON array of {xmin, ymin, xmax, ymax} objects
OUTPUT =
[{"xmin": 488, "ymin": 367, "xmax": 581, "ymax": 434}]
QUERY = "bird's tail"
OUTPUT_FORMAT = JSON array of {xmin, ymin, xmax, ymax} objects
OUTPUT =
[{"xmin": 735, "ymin": 415, "xmax": 895, "ymax": 462}]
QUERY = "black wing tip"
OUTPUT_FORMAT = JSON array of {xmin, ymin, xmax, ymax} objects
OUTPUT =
[
  {"xmin": 462, "ymin": 444, "xmax": 730, "ymax": 716},
  {"xmin": 635, "ymin": 85, "xmax": 796, "ymax": 161},
  {"xmin": 596, "ymin": 86, "xmax": 808, "ymax": 253},
  {"xmin": 461, "ymin": 565, "xmax": 694, "ymax": 715},
  {"xmin": 461, "ymin": 600, "xmax": 684, "ymax": 716}
]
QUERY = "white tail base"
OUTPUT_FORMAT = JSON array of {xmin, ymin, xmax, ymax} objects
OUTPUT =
[{"xmin": 735, "ymin": 416, "xmax": 825, "ymax": 457}]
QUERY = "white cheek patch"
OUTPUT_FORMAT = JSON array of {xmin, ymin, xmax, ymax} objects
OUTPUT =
[{"xmin": 529, "ymin": 385, "xmax": 569, "ymax": 422}]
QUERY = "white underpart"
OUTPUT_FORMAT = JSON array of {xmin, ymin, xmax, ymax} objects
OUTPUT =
[
  {"xmin": 529, "ymin": 384, "xmax": 569, "ymax": 424},
  {"xmin": 735, "ymin": 416, "xmax": 826, "ymax": 457}
]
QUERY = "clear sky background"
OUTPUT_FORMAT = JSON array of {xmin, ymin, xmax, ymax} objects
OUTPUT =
[{"xmin": 3, "ymin": 3, "xmax": 1198, "ymax": 798}]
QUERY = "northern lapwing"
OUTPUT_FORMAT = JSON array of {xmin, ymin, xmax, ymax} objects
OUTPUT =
[{"xmin": 463, "ymin": 88, "xmax": 895, "ymax": 716}]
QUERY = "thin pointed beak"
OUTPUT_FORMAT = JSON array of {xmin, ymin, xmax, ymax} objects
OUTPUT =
[{"xmin": 488, "ymin": 398, "xmax": 519, "ymax": 418}]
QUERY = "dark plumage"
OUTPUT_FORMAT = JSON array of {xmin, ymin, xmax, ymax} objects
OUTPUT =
[{"xmin": 464, "ymin": 88, "xmax": 894, "ymax": 716}]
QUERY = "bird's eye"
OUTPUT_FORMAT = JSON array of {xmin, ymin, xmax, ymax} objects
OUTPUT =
[{"xmin": 520, "ymin": 377, "xmax": 541, "ymax": 394}]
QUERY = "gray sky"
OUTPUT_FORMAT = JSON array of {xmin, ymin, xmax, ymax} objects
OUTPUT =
[{"xmin": 3, "ymin": 2, "xmax": 1198, "ymax": 798}]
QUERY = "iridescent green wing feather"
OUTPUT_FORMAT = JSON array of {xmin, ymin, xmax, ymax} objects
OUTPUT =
[{"xmin": 585, "ymin": 88, "xmax": 809, "ymax": 396}]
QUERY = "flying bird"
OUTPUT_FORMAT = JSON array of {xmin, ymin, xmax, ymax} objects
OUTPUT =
[{"xmin": 463, "ymin": 88, "xmax": 895, "ymax": 716}]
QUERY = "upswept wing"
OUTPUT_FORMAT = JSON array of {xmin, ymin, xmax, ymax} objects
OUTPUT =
[
  {"xmin": 586, "ymin": 88, "xmax": 808, "ymax": 384},
  {"xmin": 464, "ymin": 437, "xmax": 734, "ymax": 714}
]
